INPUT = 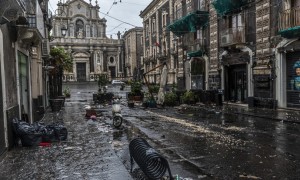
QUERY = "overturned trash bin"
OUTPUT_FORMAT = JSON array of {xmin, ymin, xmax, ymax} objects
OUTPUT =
[{"xmin": 129, "ymin": 137, "xmax": 173, "ymax": 180}]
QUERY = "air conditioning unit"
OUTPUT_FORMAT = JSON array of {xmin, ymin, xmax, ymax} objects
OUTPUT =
[
  {"xmin": 221, "ymin": 34, "xmax": 233, "ymax": 46},
  {"xmin": 41, "ymin": 39, "xmax": 50, "ymax": 57}
]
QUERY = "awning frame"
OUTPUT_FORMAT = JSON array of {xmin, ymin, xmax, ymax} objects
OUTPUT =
[{"xmin": 167, "ymin": 10, "xmax": 209, "ymax": 36}]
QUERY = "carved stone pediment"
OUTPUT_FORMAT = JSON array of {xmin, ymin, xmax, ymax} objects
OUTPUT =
[{"xmin": 73, "ymin": 52, "xmax": 90, "ymax": 58}]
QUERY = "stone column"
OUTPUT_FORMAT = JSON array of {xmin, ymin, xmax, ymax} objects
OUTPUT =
[{"xmin": 99, "ymin": 50, "xmax": 103, "ymax": 72}]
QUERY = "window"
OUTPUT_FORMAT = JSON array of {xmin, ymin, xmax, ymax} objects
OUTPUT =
[
  {"xmin": 146, "ymin": 24, "xmax": 149, "ymax": 37},
  {"xmin": 110, "ymin": 57, "xmax": 114, "ymax": 63},
  {"xmin": 152, "ymin": 18, "xmax": 156, "ymax": 33},
  {"xmin": 198, "ymin": 0, "xmax": 205, "ymax": 11},
  {"xmin": 27, "ymin": 14, "xmax": 36, "ymax": 28},
  {"xmin": 175, "ymin": 4, "xmax": 182, "ymax": 20}
]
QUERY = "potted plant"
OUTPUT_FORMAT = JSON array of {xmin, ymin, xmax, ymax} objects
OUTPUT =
[
  {"xmin": 63, "ymin": 86, "xmax": 71, "ymax": 98},
  {"xmin": 97, "ymin": 74, "xmax": 109, "ymax": 93},
  {"xmin": 180, "ymin": 90, "xmax": 196, "ymax": 104},
  {"xmin": 141, "ymin": 92, "xmax": 155, "ymax": 108},
  {"xmin": 164, "ymin": 91, "xmax": 178, "ymax": 106},
  {"xmin": 49, "ymin": 47, "xmax": 73, "ymax": 99},
  {"xmin": 93, "ymin": 74, "xmax": 113, "ymax": 103},
  {"xmin": 130, "ymin": 80, "xmax": 143, "ymax": 101}
]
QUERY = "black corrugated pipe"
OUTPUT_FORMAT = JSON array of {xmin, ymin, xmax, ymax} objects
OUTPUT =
[{"xmin": 129, "ymin": 137, "xmax": 173, "ymax": 180}]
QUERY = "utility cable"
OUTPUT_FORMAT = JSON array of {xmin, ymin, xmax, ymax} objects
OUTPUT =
[
  {"xmin": 107, "ymin": 22, "xmax": 125, "ymax": 32},
  {"xmin": 99, "ymin": 11, "xmax": 138, "ymax": 27}
]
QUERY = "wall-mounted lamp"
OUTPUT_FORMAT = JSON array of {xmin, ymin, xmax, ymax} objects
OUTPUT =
[{"xmin": 61, "ymin": 26, "xmax": 68, "ymax": 37}]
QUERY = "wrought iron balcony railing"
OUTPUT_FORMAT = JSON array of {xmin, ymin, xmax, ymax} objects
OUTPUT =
[
  {"xmin": 220, "ymin": 26, "xmax": 245, "ymax": 47},
  {"xmin": 186, "ymin": 38, "xmax": 205, "ymax": 52},
  {"xmin": 279, "ymin": 7, "xmax": 300, "ymax": 31}
]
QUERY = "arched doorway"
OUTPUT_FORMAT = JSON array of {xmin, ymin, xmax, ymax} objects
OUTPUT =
[
  {"xmin": 108, "ymin": 57, "xmax": 116, "ymax": 79},
  {"xmin": 190, "ymin": 58, "xmax": 205, "ymax": 90}
]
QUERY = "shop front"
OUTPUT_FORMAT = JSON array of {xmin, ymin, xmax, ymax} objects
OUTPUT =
[{"xmin": 286, "ymin": 51, "xmax": 300, "ymax": 108}]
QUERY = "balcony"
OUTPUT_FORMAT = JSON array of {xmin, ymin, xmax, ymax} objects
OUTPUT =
[
  {"xmin": 187, "ymin": 38, "xmax": 205, "ymax": 52},
  {"xmin": 187, "ymin": 39, "xmax": 205, "ymax": 58},
  {"xmin": 279, "ymin": 7, "xmax": 300, "ymax": 38},
  {"xmin": 167, "ymin": 10, "xmax": 209, "ymax": 36},
  {"xmin": 145, "ymin": 39, "xmax": 149, "ymax": 47},
  {"xmin": 144, "ymin": 56, "xmax": 155, "ymax": 64},
  {"xmin": 212, "ymin": 0, "xmax": 248, "ymax": 15},
  {"xmin": 157, "ymin": 53, "xmax": 167, "ymax": 61},
  {"xmin": 220, "ymin": 26, "xmax": 245, "ymax": 47}
]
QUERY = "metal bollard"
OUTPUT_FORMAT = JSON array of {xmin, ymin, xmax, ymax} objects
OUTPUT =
[{"xmin": 129, "ymin": 137, "xmax": 173, "ymax": 180}]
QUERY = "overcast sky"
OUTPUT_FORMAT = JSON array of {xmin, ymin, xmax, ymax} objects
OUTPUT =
[{"xmin": 49, "ymin": 0, "xmax": 152, "ymax": 38}]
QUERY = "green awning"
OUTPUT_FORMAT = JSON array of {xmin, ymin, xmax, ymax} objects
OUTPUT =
[
  {"xmin": 212, "ymin": 0, "xmax": 248, "ymax": 16},
  {"xmin": 279, "ymin": 26, "xmax": 300, "ymax": 39},
  {"xmin": 167, "ymin": 10, "xmax": 209, "ymax": 36},
  {"xmin": 187, "ymin": 50, "xmax": 204, "ymax": 58}
]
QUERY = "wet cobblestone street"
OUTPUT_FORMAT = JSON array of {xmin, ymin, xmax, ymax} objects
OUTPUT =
[{"xmin": 1, "ymin": 83, "xmax": 300, "ymax": 179}]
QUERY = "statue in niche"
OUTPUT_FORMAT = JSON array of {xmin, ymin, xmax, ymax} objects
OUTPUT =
[{"xmin": 77, "ymin": 28, "xmax": 83, "ymax": 38}]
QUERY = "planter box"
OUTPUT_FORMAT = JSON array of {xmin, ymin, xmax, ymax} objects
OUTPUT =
[
  {"xmin": 49, "ymin": 99, "xmax": 64, "ymax": 112},
  {"xmin": 134, "ymin": 96, "xmax": 143, "ymax": 102}
]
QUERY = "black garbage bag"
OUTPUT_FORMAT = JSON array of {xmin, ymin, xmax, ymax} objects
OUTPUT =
[
  {"xmin": 45, "ymin": 123, "xmax": 68, "ymax": 141},
  {"xmin": 33, "ymin": 122, "xmax": 68, "ymax": 142},
  {"xmin": 12, "ymin": 119, "xmax": 68, "ymax": 146},
  {"xmin": 12, "ymin": 119, "xmax": 43, "ymax": 147}
]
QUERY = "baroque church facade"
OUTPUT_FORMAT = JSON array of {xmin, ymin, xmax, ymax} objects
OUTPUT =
[{"xmin": 50, "ymin": 0, "xmax": 123, "ymax": 82}]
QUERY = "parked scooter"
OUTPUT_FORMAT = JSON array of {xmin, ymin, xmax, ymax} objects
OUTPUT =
[{"xmin": 112, "ymin": 95, "xmax": 123, "ymax": 128}]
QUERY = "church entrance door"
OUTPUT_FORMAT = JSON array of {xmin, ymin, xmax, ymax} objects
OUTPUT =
[{"xmin": 77, "ymin": 63, "xmax": 86, "ymax": 81}]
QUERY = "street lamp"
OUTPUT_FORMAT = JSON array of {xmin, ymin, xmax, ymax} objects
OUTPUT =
[{"xmin": 61, "ymin": 26, "xmax": 68, "ymax": 37}]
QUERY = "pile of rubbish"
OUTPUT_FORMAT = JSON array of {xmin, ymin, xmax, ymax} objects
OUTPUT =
[{"xmin": 12, "ymin": 119, "xmax": 68, "ymax": 147}]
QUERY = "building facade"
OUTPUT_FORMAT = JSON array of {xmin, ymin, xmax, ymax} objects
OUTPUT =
[
  {"xmin": 0, "ymin": 0, "xmax": 51, "ymax": 154},
  {"xmin": 50, "ymin": 0, "xmax": 123, "ymax": 82},
  {"xmin": 140, "ymin": 0, "xmax": 177, "ymax": 86},
  {"xmin": 212, "ymin": 0, "xmax": 256, "ymax": 104},
  {"xmin": 123, "ymin": 27, "xmax": 143, "ymax": 80},
  {"xmin": 275, "ymin": 0, "xmax": 300, "ymax": 108},
  {"xmin": 140, "ymin": 0, "xmax": 300, "ymax": 109},
  {"xmin": 168, "ymin": 0, "xmax": 210, "ymax": 90}
]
